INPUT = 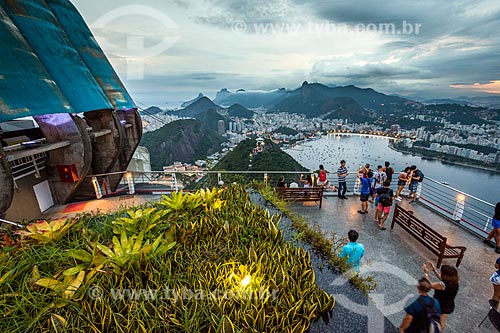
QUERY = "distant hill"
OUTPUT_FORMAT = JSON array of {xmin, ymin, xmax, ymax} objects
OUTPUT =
[
  {"xmin": 227, "ymin": 104, "xmax": 255, "ymax": 118},
  {"xmin": 140, "ymin": 106, "xmax": 163, "ymax": 115},
  {"xmin": 214, "ymin": 88, "xmax": 290, "ymax": 108},
  {"xmin": 272, "ymin": 82, "xmax": 373, "ymax": 121},
  {"xmin": 170, "ymin": 97, "xmax": 220, "ymax": 118},
  {"xmin": 140, "ymin": 119, "xmax": 226, "ymax": 170},
  {"xmin": 214, "ymin": 138, "xmax": 307, "ymax": 174},
  {"xmin": 423, "ymin": 103, "xmax": 493, "ymax": 125},
  {"xmin": 194, "ymin": 108, "xmax": 229, "ymax": 132},
  {"xmin": 423, "ymin": 99, "xmax": 470, "ymax": 106},
  {"xmin": 275, "ymin": 127, "xmax": 298, "ymax": 136},
  {"xmin": 181, "ymin": 93, "xmax": 205, "ymax": 108}
]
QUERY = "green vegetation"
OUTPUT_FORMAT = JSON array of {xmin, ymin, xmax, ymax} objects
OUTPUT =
[
  {"xmin": 275, "ymin": 127, "xmax": 298, "ymax": 136},
  {"xmin": 0, "ymin": 186, "xmax": 335, "ymax": 332},
  {"xmin": 194, "ymin": 108, "xmax": 229, "ymax": 132},
  {"xmin": 205, "ymin": 139, "xmax": 308, "ymax": 187},
  {"xmin": 227, "ymin": 104, "xmax": 255, "ymax": 119},
  {"xmin": 258, "ymin": 186, "xmax": 376, "ymax": 294},
  {"xmin": 140, "ymin": 119, "xmax": 226, "ymax": 170}
]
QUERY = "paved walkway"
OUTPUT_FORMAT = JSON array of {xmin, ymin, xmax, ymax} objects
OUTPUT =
[
  {"xmin": 289, "ymin": 195, "xmax": 498, "ymax": 333},
  {"xmin": 43, "ymin": 194, "xmax": 161, "ymax": 219}
]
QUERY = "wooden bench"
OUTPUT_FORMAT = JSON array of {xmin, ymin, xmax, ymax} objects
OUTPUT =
[
  {"xmin": 276, "ymin": 187, "xmax": 324, "ymax": 209},
  {"xmin": 391, "ymin": 204, "xmax": 466, "ymax": 268}
]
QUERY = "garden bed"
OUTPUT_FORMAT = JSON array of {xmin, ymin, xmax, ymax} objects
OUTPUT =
[{"xmin": 0, "ymin": 185, "xmax": 334, "ymax": 332}]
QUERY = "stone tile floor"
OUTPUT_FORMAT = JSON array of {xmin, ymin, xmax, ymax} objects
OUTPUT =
[{"xmin": 289, "ymin": 194, "xmax": 498, "ymax": 333}]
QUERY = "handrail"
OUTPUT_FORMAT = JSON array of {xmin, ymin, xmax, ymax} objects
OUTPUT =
[
  {"xmin": 0, "ymin": 218, "xmax": 24, "ymax": 228},
  {"xmin": 424, "ymin": 176, "xmax": 495, "ymax": 208}
]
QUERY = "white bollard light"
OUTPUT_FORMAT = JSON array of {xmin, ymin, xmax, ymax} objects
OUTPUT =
[
  {"xmin": 126, "ymin": 172, "xmax": 135, "ymax": 195},
  {"xmin": 452, "ymin": 194, "xmax": 465, "ymax": 221},
  {"xmin": 92, "ymin": 177, "xmax": 102, "ymax": 199}
]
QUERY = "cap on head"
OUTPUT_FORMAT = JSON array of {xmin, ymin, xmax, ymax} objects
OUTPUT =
[{"xmin": 496, "ymin": 257, "xmax": 500, "ymax": 265}]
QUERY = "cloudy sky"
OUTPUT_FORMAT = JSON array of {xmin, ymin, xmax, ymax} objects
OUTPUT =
[{"xmin": 72, "ymin": 0, "xmax": 500, "ymax": 107}]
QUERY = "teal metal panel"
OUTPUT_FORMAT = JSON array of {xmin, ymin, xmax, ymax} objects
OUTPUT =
[
  {"xmin": 1, "ymin": 0, "xmax": 113, "ymax": 113},
  {"xmin": 46, "ymin": 0, "xmax": 136, "ymax": 110},
  {"xmin": 0, "ymin": 5, "xmax": 72, "ymax": 122}
]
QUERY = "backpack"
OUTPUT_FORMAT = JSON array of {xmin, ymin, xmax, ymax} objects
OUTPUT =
[
  {"xmin": 418, "ymin": 171, "xmax": 424, "ymax": 182},
  {"xmin": 417, "ymin": 297, "xmax": 441, "ymax": 333},
  {"xmin": 379, "ymin": 192, "xmax": 391, "ymax": 207}
]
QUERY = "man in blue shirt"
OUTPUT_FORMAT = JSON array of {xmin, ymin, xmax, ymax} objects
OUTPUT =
[
  {"xmin": 399, "ymin": 277, "xmax": 441, "ymax": 333},
  {"xmin": 340, "ymin": 230, "xmax": 365, "ymax": 272},
  {"xmin": 358, "ymin": 170, "xmax": 373, "ymax": 214}
]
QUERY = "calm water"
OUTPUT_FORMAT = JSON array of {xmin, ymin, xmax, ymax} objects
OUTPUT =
[{"xmin": 285, "ymin": 134, "xmax": 500, "ymax": 203}]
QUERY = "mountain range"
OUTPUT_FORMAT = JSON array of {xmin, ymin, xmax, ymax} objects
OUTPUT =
[{"xmin": 170, "ymin": 82, "xmax": 500, "ymax": 127}]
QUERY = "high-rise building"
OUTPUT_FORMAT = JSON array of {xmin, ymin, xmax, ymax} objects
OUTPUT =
[{"xmin": 218, "ymin": 120, "xmax": 225, "ymax": 135}]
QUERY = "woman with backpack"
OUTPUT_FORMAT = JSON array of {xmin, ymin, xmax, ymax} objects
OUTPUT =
[{"xmin": 422, "ymin": 263, "xmax": 459, "ymax": 330}]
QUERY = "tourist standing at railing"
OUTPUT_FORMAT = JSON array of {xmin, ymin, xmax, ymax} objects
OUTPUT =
[
  {"xmin": 483, "ymin": 202, "xmax": 500, "ymax": 254},
  {"xmin": 395, "ymin": 167, "xmax": 411, "ymax": 201},
  {"xmin": 357, "ymin": 170, "xmax": 373, "ymax": 214},
  {"xmin": 371, "ymin": 165, "xmax": 387, "ymax": 203},
  {"xmin": 337, "ymin": 160, "xmax": 348, "ymax": 200},
  {"xmin": 422, "ymin": 263, "xmax": 459, "ymax": 330},
  {"xmin": 374, "ymin": 181, "xmax": 394, "ymax": 230},
  {"xmin": 316, "ymin": 164, "xmax": 329, "ymax": 188},
  {"xmin": 408, "ymin": 165, "xmax": 423, "ymax": 204},
  {"xmin": 384, "ymin": 161, "xmax": 395, "ymax": 185}
]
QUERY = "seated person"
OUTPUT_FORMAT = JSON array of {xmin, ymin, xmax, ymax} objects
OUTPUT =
[
  {"xmin": 299, "ymin": 174, "xmax": 313, "ymax": 188},
  {"xmin": 276, "ymin": 176, "xmax": 287, "ymax": 188}
]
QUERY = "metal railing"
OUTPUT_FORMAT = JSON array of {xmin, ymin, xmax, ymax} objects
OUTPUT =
[
  {"xmin": 417, "ymin": 177, "xmax": 495, "ymax": 237},
  {"xmin": 85, "ymin": 170, "xmax": 497, "ymax": 238}
]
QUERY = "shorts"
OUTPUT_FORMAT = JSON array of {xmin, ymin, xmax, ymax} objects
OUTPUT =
[
  {"xmin": 317, "ymin": 180, "xmax": 328, "ymax": 186},
  {"xmin": 360, "ymin": 194, "xmax": 369, "ymax": 202},
  {"xmin": 492, "ymin": 218, "xmax": 500, "ymax": 229},
  {"xmin": 409, "ymin": 182, "xmax": 418, "ymax": 192},
  {"xmin": 397, "ymin": 180, "xmax": 406, "ymax": 187},
  {"xmin": 377, "ymin": 203, "xmax": 391, "ymax": 214}
]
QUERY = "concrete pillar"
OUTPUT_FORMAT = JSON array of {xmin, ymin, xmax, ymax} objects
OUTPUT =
[
  {"xmin": 34, "ymin": 113, "xmax": 92, "ymax": 204},
  {"xmin": 0, "ymin": 146, "xmax": 14, "ymax": 219},
  {"xmin": 83, "ymin": 109, "xmax": 122, "ymax": 175},
  {"xmin": 107, "ymin": 109, "xmax": 142, "ymax": 190}
]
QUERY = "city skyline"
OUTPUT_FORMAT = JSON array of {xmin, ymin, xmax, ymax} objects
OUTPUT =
[{"xmin": 72, "ymin": 0, "xmax": 500, "ymax": 107}]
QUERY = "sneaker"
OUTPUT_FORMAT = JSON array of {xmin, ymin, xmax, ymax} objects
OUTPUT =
[
  {"xmin": 342, "ymin": 196, "xmax": 348, "ymax": 200},
  {"xmin": 395, "ymin": 197, "xmax": 402, "ymax": 201},
  {"xmin": 484, "ymin": 239, "xmax": 496, "ymax": 248},
  {"xmin": 496, "ymin": 246, "xmax": 500, "ymax": 254},
  {"xmin": 357, "ymin": 210, "xmax": 366, "ymax": 214}
]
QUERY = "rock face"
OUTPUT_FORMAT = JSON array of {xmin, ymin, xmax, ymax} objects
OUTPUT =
[
  {"xmin": 174, "ymin": 97, "xmax": 220, "ymax": 118},
  {"xmin": 181, "ymin": 93, "xmax": 205, "ymax": 108},
  {"xmin": 140, "ymin": 119, "xmax": 226, "ymax": 170}
]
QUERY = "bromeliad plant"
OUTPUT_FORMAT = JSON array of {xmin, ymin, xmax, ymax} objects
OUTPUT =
[
  {"xmin": 0, "ymin": 185, "xmax": 336, "ymax": 333},
  {"xmin": 15, "ymin": 218, "xmax": 77, "ymax": 243}
]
